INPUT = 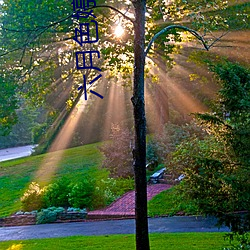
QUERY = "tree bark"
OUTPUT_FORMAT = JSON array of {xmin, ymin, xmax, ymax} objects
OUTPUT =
[{"xmin": 131, "ymin": 1, "xmax": 150, "ymax": 250}]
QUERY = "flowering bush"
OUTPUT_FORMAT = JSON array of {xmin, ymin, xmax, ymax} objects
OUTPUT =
[{"xmin": 21, "ymin": 182, "xmax": 45, "ymax": 211}]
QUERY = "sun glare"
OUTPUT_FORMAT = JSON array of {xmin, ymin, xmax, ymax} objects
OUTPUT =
[{"xmin": 114, "ymin": 25, "xmax": 124, "ymax": 37}]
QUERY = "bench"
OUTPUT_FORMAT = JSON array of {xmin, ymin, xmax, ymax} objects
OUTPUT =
[
  {"xmin": 175, "ymin": 174, "xmax": 185, "ymax": 182},
  {"xmin": 149, "ymin": 168, "xmax": 165, "ymax": 184}
]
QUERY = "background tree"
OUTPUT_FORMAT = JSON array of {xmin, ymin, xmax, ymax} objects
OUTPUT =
[
  {"xmin": 99, "ymin": 124, "xmax": 133, "ymax": 178},
  {"xmin": 168, "ymin": 60, "xmax": 250, "ymax": 233},
  {"xmin": 0, "ymin": 75, "xmax": 18, "ymax": 136}
]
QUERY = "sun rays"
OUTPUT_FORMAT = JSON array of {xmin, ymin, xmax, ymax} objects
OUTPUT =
[
  {"xmin": 33, "ymin": 48, "xmax": 218, "ymax": 185},
  {"xmin": 35, "ymin": 97, "xmax": 87, "ymax": 184}
]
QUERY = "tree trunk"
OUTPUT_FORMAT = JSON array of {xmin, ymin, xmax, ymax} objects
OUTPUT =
[{"xmin": 131, "ymin": 1, "xmax": 150, "ymax": 250}]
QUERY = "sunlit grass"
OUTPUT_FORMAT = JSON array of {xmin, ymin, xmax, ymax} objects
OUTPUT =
[
  {"xmin": 0, "ymin": 233, "xmax": 230, "ymax": 250},
  {"xmin": 0, "ymin": 143, "xmax": 103, "ymax": 217}
]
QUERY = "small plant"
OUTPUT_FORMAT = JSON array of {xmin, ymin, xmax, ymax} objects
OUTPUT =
[
  {"xmin": 36, "ymin": 206, "xmax": 64, "ymax": 224},
  {"xmin": 93, "ymin": 177, "xmax": 134, "ymax": 209},
  {"xmin": 21, "ymin": 182, "xmax": 45, "ymax": 211},
  {"xmin": 43, "ymin": 177, "xmax": 71, "ymax": 208},
  {"xmin": 67, "ymin": 207, "xmax": 81, "ymax": 212},
  {"xmin": 93, "ymin": 178, "xmax": 117, "ymax": 208},
  {"xmin": 223, "ymin": 233, "xmax": 250, "ymax": 250},
  {"xmin": 67, "ymin": 207, "xmax": 87, "ymax": 213},
  {"xmin": 68, "ymin": 180, "xmax": 94, "ymax": 209}
]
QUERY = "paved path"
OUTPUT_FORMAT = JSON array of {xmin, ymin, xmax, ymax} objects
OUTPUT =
[
  {"xmin": 0, "ymin": 145, "xmax": 37, "ymax": 162},
  {"xmin": 88, "ymin": 184, "xmax": 171, "ymax": 218},
  {"xmin": 0, "ymin": 216, "xmax": 229, "ymax": 241}
]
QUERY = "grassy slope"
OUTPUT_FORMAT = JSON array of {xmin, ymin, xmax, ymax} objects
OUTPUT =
[
  {"xmin": 148, "ymin": 186, "xmax": 199, "ymax": 217},
  {"xmin": 0, "ymin": 143, "xmax": 103, "ymax": 217},
  {"xmin": 0, "ymin": 141, "xmax": 185, "ymax": 219},
  {"xmin": 0, "ymin": 233, "xmax": 230, "ymax": 250}
]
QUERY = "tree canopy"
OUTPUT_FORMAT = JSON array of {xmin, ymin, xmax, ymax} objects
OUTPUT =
[{"xmin": 0, "ymin": 0, "xmax": 248, "ymax": 131}]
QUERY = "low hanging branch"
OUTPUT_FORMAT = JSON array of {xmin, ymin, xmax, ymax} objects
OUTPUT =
[
  {"xmin": 93, "ymin": 5, "xmax": 135, "ymax": 23},
  {"xmin": 145, "ymin": 24, "xmax": 211, "ymax": 56}
]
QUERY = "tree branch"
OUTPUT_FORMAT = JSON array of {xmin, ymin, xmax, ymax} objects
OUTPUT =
[
  {"xmin": 0, "ymin": 26, "xmax": 50, "ymax": 57},
  {"xmin": 205, "ymin": 30, "xmax": 230, "ymax": 49},
  {"xmin": 90, "ymin": 5, "xmax": 134, "ymax": 24},
  {"xmin": 0, "ymin": 4, "xmax": 134, "ymax": 57},
  {"xmin": 145, "ymin": 25, "xmax": 210, "ymax": 56}
]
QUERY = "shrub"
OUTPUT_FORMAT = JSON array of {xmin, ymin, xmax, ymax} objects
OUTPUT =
[
  {"xmin": 36, "ymin": 206, "xmax": 64, "ymax": 224},
  {"xmin": 68, "ymin": 180, "xmax": 94, "ymax": 209},
  {"xmin": 93, "ymin": 177, "xmax": 134, "ymax": 209},
  {"xmin": 67, "ymin": 207, "xmax": 87, "ymax": 213},
  {"xmin": 21, "ymin": 182, "xmax": 45, "ymax": 211},
  {"xmin": 32, "ymin": 123, "xmax": 47, "ymax": 144},
  {"xmin": 93, "ymin": 178, "xmax": 117, "ymax": 209},
  {"xmin": 43, "ymin": 177, "xmax": 71, "ymax": 208},
  {"xmin": 223, "ymin": 233, "xmax": 250, "ymax": 250}
]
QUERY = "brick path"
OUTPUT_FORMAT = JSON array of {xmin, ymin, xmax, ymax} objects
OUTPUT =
[{"xmin": 88, "ymin": 184, "xmax": 171, "ymax": 219}]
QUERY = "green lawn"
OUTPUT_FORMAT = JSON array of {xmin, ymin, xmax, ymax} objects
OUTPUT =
[
  {"xmin": 0, "ymin": 233, "xmax": 230, "ymax": 250},
  {"xmin": 0, "ymin": 143, "xmax": 104, "ymax": 217},
  {"xmin": 148, "ymin": 186, "xmax": 199, "ymax": 217},
  {"xmin": 0, "ymin": 141, "xmax": 197, "ymax": 218}
]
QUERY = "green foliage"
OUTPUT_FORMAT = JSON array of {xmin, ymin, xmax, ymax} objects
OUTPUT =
[
  {"xmin": 113, "ymin": 177, "xmax": 134, "ymax": 196},
  {"xmin": 168, "ymin": 136, "xmax": 240, "ymax": 212},
  {"xmin": 168, "ymin": 61, "xmax": 250, "ymax": 233},
  {"xmin": 68, "ymin": 180, "xmax": 94, "ymax": 209},
  {"xmin": 32, "ymin": 123, "xmax": 47, "ymax": 144},
  {"xmin": 93, "ymin": 177, "xmax": 134, "ymax": 209},
  {"xmin": 43, "ymin": 178, "xmax": 71, "ymax": 208},
  {"xmin": 93, "ymin": 178, "xmax": 117, "ymax": 208},
  {"xmin": 0, "ymin": 76, "xmax": 18, "ymax": 136},
  {"xmin": 0, "ymin": 104, "xmax": 44, "ymax": 148},
  {"xmin": 21, "ymin": 175, "xmax": 132, "ymax": 212},
  {"xmin": 197, "ymin": 61, "xmax": 250, "ymax": 175},
  {"xmin": 43, "ymin": 177, "xmax": 96, "ymax": 209},
  {"xmin": 146, "ymin": 140, "xmax": 160, "ymax": 171},
  {"xmin": 36, "ymin": 206, "xmax": 64, "ymax": 224},
  {"xmin": 99, "ymin": 124, "xmax": 134, "ymax": 178},
  {"xmin": 209, "ymin": 2, "xmax": 250, "ymax": 30},
  {"xmin": 0, "ymin": 0, "xmax": 238, "ymax": 115},
  {"xmin": 223, "ymin": 233, "xmax": 250, "ymax": 250},
  {"xmin": 20, "ymin": 182, "xmax": 45, "ymax": 212}
]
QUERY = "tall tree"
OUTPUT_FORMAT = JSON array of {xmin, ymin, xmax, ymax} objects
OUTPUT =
[
  {"xmin": 129, "ymin": 1, "xmax": 231, "ymax": 248},
  {"xmin": 131, "ymin": 2, "xmax": 148, "ymax": 249}
]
